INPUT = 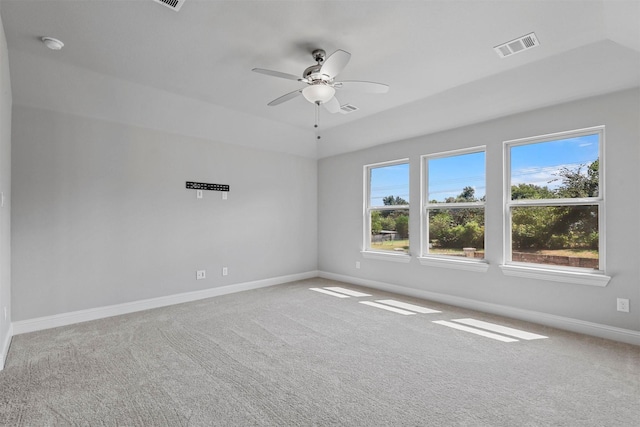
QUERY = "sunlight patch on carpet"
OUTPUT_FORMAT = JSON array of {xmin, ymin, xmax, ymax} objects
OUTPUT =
[
  {"xmin": 375, "ymin": 299, "xmax": 441, "ymax": 314},
  {"xmin": 433, "ymin": 320, "xmax": 519, "ymax": 342},
  {"xmin": 452, "ymin": 318, "xmax": 548, "ymax": 340},
  {"xmin": 324, "ymin": 287, "xmax": 372, "ymax": 297},
  {"xmin": 309, "ymin": 288, "xmax": 350, "ymax": 298},
  {"xmin": 359, "ymin": 301, "xmax": 416, "ymax": 315}
]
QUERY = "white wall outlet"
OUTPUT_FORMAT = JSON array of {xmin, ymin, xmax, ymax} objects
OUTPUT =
[
  {"xmin": 196, "ymin": 270, "xmax": 206, "ymax": 280},
  {"xmin": 355, "ymin": 261, "xmax": 361, "ymax": 269},
  {"xmin": 196, "ymin": 189, "xmax": 203, "ymax": 199},
  {"xmin": 222, "ymin": 267, "xmax": 228, "ymax": 276},
  {"xmin": 617, "ymin": 298, "xmax": 630, "ymax": 313},
  {"xmin": 222, "ymin": 192, "xmax": 228, "ymax": 200},
  {"xmin": 3, "ymin": 307, "xmax": 6, "ymax": 321}
]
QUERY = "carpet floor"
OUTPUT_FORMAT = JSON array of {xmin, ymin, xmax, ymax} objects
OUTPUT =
[{"xmin": 1, "ymin": 278, "xmax": 639, "ymax": 426}]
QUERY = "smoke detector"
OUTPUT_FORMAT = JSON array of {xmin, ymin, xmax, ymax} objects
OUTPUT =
[
  {"xmin": 494, "ymin": 33, "xmax": 539, "ymax": 58},
  {"xmin": 42, "ymin": 37, "xmax": 64, "ymax": 50},
  {"xmin": 152, "ymin": 0, "xmax": 186, "ymax": 12}
]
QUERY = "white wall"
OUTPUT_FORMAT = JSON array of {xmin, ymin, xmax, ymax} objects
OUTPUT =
[
  {"xmin": 0, "ymin": 10, "xmax": 12, "ymax": 369},
  {"xmin": 11, "ymin": 106, "xmax": 317, "ymax": 321},
  {"xmin": 319, "ymin": 89, "xmax": 640, "ymax": 334}
]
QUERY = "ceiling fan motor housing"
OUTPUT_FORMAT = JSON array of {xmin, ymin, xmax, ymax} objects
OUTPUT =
[
  {"xmin": 303, "ymin": 64, "xmax": 329, "ymax": 82},
  {"xmin": 303, "ymin": 49, "xmax": 331, "ymax": 81}
]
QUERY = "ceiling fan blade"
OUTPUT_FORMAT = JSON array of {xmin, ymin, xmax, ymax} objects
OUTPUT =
[
  {"xmin": 335, "ymin": 80, "xmax": 389, "ymax": 94},
  {"xmin": 320, "ymin": 49, "xmax": 351, "ymax": 79},
  {"xmin": 267, "ymin": 89, "xmax": 303, "ymax": 106},
  {"xmin": 252, "ymin": 68, "xmax": 302, "ymax": 82},
  {"xmin": 323, "ymin": 96, "xmax": 341, "ymax": 114}
]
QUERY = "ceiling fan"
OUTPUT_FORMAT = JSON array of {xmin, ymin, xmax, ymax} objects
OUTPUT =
[{"xmin": 252, "ymin": 49, "xmax": 389, "ymax": 114}]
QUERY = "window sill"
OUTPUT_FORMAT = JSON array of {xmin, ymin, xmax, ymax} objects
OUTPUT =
[
  {"xmin": 499, "ymin": 264, "xmax": 611, "ymax": 287},
  {"xmin": 417, "ymin": 256, "xmax": 489, "ymax": 272},
  {"xmin": 361, "ymin": 251, "xmax": 411, "ymax": 263}
]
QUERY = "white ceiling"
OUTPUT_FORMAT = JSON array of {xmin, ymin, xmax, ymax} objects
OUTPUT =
[{"xmin": 1, "ymin": 0, "xmax": 639, "ymax": 158}]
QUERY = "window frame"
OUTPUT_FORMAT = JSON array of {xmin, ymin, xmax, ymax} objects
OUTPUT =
[
  {"xmin": 502, "ymin": 126, "xmax": 610, "ymax": 286},
  {"xmin": 362, "ymin": 159, "xmax": 411, "ymax": 262},
  {"xmin": 419, "ymin": 146, "xmax": 489, "ymax": 272}
]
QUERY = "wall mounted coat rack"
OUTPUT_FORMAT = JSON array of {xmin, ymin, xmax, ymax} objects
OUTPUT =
[{"xmin": 186, "ymin": 181, "xmax": 230, "ymax": 192}]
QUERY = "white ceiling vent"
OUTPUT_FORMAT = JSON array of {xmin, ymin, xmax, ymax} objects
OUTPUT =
[
  {"xmin": 153, "ymin": 0, "xmax": 186, "ymax": 12},
  {"xmin": 339, "ymin": 104, "xmax": 359, "ymax": 114},
  {"xmin": 494, "ymin": 33, "xmax": 539, "ymax": 58}
]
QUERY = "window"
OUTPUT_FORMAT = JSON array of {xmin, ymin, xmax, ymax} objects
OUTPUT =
[
  {"xmin": 364, "ymin": 160, "xmax": 410, "ymax": 258},
  {"xmin": 505, "ymin": 127, "xmax": 604, "ymax": 274},
  {"xmin": 422, "ymin": 148, "xmax": 486, "ymax": 264}
]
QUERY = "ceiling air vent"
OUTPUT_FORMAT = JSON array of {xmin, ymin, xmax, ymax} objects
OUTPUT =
[
  {"xmin": 153, "ymin": 0, "xmax": 186, "ymax": 12},
  {"xmin": 339, "ymin": 104, "xmax": 359, "ymax": 114},
  {"xmin": 494, "ymin": 32, "xmax": 539, "ymax": 58}
]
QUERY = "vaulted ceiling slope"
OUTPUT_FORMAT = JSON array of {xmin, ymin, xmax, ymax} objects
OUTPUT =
[{"xmin": 1, "ymin": 0, "xmax": 639, "ymax": 158}]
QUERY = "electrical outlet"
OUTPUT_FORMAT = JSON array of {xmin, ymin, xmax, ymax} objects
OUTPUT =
[
  {"xmin": 617, "ymin": 298, "xmax": 629, "ymax": 313},
  {"xmin": 222, "ymin": 192, "xmax": 228, "ymax": 200},
  {"xmin": 222, "ymin": 267, "xmax": 228, "ymax": 276},
  {"xmin": 196, "ymin": 270, "xmax": 206, "ymax": 280},
  {"xmin": 3, "ymin": 307, "xmax": 6, "ymax": 321},
  {"xmin": 196, "ymin": 190, "xmax": 203, "ymax": 199},
  {"xmin": 355, "ymin": 261, "xmax": 361, "ymax": 269}
]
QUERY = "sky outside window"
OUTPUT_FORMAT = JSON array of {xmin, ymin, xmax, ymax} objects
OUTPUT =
[
  {"xmin": 370, "ymin": 163, "xmax": 409, "ymax": 206},
  {"xmin": 369, "ymin": 134, "xmax": 597, "ymax": 207},
  {"xmin": 511, "ymin": 134, "xmax": 599, "ymax": 191},
  {"xmin": 428, "ymin": 151, "xmax": 486, "ymax": 202}
]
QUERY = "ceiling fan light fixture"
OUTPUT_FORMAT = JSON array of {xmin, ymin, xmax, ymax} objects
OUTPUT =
[{"xmin": 302, "ymin": 84, "xmax": 335, "ymax": 104}]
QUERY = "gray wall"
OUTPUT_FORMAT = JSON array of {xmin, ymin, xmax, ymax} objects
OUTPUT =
[
  {"xmin": 0, "ymin": 10, "xmax": 11, "ymax": 361},
  {"xmin": 319, "ymin": 88, "xmax": 640, "ymax": 332},
  {"xmin": 11, "ymin": 106, "xmax": 317, "ymax": 321}
]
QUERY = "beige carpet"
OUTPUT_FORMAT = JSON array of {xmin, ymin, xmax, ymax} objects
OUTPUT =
[{"xmin": 1, "ymin": 278, "xmax": 639, "ymax": 426}]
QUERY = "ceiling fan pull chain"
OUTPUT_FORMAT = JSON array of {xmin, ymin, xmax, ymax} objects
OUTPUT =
[{"xmin": 315, "ymin": 102, "xmax": 321, "ymax": 140}]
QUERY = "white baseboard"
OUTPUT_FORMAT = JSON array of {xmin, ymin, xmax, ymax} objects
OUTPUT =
[
  {"xmin": 319, "ymin": 271, "xmax": 640, "ymax": 346},
  {"xmin": 12, "ymin": 271, "xmax": 318, "ymax": 336},
  {"xmin": 0, "ymin": 323, "xmax": 13, "ymax": 371}
]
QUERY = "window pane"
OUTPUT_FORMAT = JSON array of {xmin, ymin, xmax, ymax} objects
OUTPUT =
[
  {"xmin": 428, "ymin": 208, "xmax": 484, "ymax": 258},
  {"xmin": 428, "ymin": 152, "xmax": 485, "ymax": 203},
  {"xmin": 511, "ymin": 205, "xmax": 598, "ymax": 268},
  {"xmin": 511, "ymin": 134, "xmax": 599, "ymax": 200},
  {"xmin": 370, "ymin": 209, "xmax": 409, "ymax": 253},
  {"xmin": 370, "ymin": 163, "xmax": 409, "ymax": 207}
]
